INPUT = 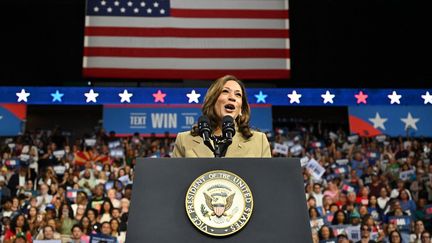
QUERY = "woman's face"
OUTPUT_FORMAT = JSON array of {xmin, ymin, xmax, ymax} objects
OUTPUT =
[
  {"xmin": 380, "ymin": 188, "xmax": 387, "ymax": 197},
  {"xmin": 103, "ymin": 202, "xmax": 111, "ymax": 211},
  {"xmin": 87, "ymin": 211, "xmax": 95, "ymax": 220},
  {"xmin": 400, "ymin": 191, "xmax": 408, "ymax": 200},
  {"xmin": 370, "ymin": 196, "xmax": 377, "ymax": 205},
  {"xmin": 390, "ymin": 231, "xmax": 401, "ymax": 243},
  {"xmin": 214, "ymin": 80, "xmax": 243, "ymax": 121},
  {"xmin": 336, "ymin": 212, "xmax": 344, "ymax": 223},
  {"xmin": 81, "ymin": 217, "xmax": 90, "ymax": 227},
  {"xmin": 29, "ymin": 207, "xmax": 37, "ymax": 217},
  {"xmin": 16, "ymin": 215, "xmax": 25, "ymax": 227},
  {"xmin": 111, "ymin": 220, "xmax": 119, "ymax": 231},
  {"xmin": 321, "ymin": 227, "xmax": 330, "ymax": 239}
]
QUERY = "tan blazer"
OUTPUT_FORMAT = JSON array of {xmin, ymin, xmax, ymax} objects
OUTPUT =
[{"xmin": 172, "ymin": 130, "xmax": 271, "ymax": 158}]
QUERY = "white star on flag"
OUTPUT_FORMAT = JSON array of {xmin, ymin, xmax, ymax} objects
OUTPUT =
[
  {"xmin": 119, "ymin": 89, "xmax": 133, "ymax": 103},
  {"xmin": 321, "ymin": 90, "xmax": 335, "ymax": 104},
  {"xmin": 401, "ymin": 112, "xmax": 420, "ymax": 130},
  {"xmin": 186, "ymin": 90, "xmax": 201, "ymax": 103},
  {"xmin": 84, "ymin": 89, "xmax": 99, "ymax": 103},
  {"xmin": 287, "ymin": 90, "xmax": 302, "ymax": 104},
  {"xmin": 16, "ymin": 89, "xmax": 30, "ymax": 102},
  {"xmin": 368, "ymin": 112, "xmax": 388, "ymax": 130},
  {"xmin": 421, "ymin": 91, "xmax": 432, "ymax": 104},
  {"xmin": 387, "ymin": 91, "xmax": 402, "ymax": 104}
]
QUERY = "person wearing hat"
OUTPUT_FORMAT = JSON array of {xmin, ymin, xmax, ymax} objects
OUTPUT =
[{"xmin": 350, "ymin": 210, "xmax": 362, "ymax": 226}]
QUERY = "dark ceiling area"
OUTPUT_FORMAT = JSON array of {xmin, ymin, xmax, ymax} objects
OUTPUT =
[{"xmin": 0, "ymin": 0, "xmax": 431, "ymax": 88}]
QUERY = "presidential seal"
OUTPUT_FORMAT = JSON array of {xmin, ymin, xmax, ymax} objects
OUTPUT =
[{"xmin": 185, "ymin": 170, "xmax": 253, "ymax": 237}]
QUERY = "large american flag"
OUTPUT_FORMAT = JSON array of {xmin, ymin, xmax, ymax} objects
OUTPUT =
[{"xmin": 83, "ymin": 0, "xmax": 290, "ymax": 79}]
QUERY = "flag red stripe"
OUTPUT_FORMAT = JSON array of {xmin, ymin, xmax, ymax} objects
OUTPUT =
[
  {"xmin": 85, "ymin": 27, "xmax": 289, "ymax": 38},
  {"xmin": 84, "ymin": 47, "xmax": 290, "ymax": 58},
  {"xmin": 83, "ymin": 68, "xmax": 290, "ymax": 79},
  {"xmin": 170, "ymin": 9, "xmax": 289, "ymax": 19}
]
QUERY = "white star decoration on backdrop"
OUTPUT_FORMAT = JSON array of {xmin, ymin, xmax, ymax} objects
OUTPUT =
[
  {"xmin": 321, "ymin": 90, "xmax": 335, "ymax": 104},
  {"xmin": 186, "ymin": 90, "xmax": 201, "ymax": 103},
  {"xmin": 84, "ymin": 89, "xmax": 99, "ymax": 103},
  {"xmin": 401, "ymin": 112, "xmax": 420, "ymax": 130},
  {"xmin": 119, "ymin": 90, "xmax": 133, "ymax": 103},
  {"xmin": 287, "ymin": 90, "xmax": 302, "ymax": 104},
  {"xmin": 387, "ymin": 91, "xmax": 402, "ymax": 104},
  {"xmin": 368, "ymin": 112, "xmax": 388, "ymax": 130},
  {"xmin": 421, "ymin": 91, "xmax": 432, "ymax": 104},
  {"xmin": 16, "ymin": 89, "xmax": 30, "ymax": 102}
]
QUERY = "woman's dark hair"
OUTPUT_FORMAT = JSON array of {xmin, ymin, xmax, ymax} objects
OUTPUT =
[
  {"xmin": 109, "ymin": 218, "xmax": 121, "ymax": 235},
  {"xmin": 10, "ymin": 214, "xmax": 30, "ymax": 234},
  {"xmin": 100, "ymin": 199, "xmax": 114, "ymax": 215},
  {"xmin": 58, "ymin": 202, "xmax": 74, "ymax": 219},
  {"xmin": 318, "ymin": 225, "xmax": 335, "ymax": 240},
  {"xmin": 79, "ymin": 216, "xmax": 92, "ymax": 235},
  {"xmin": 191, "ymin": 75, "xmax": 252, "ymax": 139},
  {"xmin": 85, "ymin": 208, "xmax": 99, "ymax": 219},
  {"xmin": 389, "ymin": 230, "xmax": 403, "ymax": 243},
  {"xmin": 331, "ymin": 210, "xmax": 348, "ymax": 225},
  {"xmin": 308, "ymin": 207, "xmax": 321, "ymax": 218}
]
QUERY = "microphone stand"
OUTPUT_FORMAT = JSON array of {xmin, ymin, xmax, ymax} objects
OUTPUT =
[{"xmin": 211, "ymin": 136, "xmax": 232, "ymax": 158}]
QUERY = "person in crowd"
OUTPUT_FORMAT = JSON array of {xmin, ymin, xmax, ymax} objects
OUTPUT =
[
  {"xmin": 410, "ymin": 220, "xmax": 426, "ymax": 243},
  {"xmin": 70, "ymin": 224, "xmax": 90, "ymax": 243},
  {"xmin": 318, "ymin": 225, "xmax": 335, "ymax": 241},
  {"xmin": 388, "ymin": 230, "xmax": 403, "ymax": 243},
  {"xmin": 172, "ymin": 75, "xmax": 271, "ymax": 158},
  {"xmin": 3, "ymin": 214, "xmax": 33, "ymax": 243},
  {"xmin": 420, "ymin": 231, "xmax": 431, "ymax": 243},
  {"xmin": 358, "ymin": 224, "xmax": 377, "ymax": 243}
]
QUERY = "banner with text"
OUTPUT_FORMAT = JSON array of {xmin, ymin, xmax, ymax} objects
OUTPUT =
[{"xmin": 103, "ymin": 104, "xmax": 272, "ymax": 137}]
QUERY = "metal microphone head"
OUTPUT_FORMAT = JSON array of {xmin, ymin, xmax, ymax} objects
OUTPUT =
[
  {"xmin": 222, "ymin": 115, "xmax": 235, "ymax": 139},
  {"xmin": 198, "ymin": 116, "xmax": 211, "ymax": 140}
]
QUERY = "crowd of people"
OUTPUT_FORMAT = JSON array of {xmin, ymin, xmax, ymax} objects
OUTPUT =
[
  {"xmin": 0, "ymin": 128, "xmax": 174, "ymax": 243},
  {"xmin": 1, "ymin": 124, "xmax": 432, "ymax": 242},
  {"xmin": 271, "ymin": 124, "xmax": 432, "ymax": 243}
]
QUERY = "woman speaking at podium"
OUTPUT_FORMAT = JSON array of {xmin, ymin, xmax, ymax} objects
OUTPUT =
[{"xmin": 172, "ymin": 75, "xmax": 271, "ymax": 158}]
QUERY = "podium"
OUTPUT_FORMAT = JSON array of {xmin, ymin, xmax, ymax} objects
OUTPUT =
[{"xmin": 126, "ymin": 158, "xmax": 312, "ymax": 243}]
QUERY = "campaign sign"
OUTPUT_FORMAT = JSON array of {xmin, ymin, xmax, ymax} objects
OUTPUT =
[
  {"xmin": 346, "ymin": 225, "xmax": 361, "ymax": 242},
  {"xmin": 331, "ymin": 225, "xmax": 349, "ymax": 238},
  {"xmin": 306, "ymin": 159, "xmax": 325, "ymax": 179},
  {"xmin": 90, "ymin": 233, "xmax": 117, "ymax": 243},
  {"xmin": 349, "ymin": 106, "xmax": 432, "ymax": 137},
  {"xmin": 389, "ymin": 216, "xmax": 411, "ymax": 232},
  {"xmin": 399, "ymin": 170, "xmax": 415, "ymax": 181},
  {"xmin": 273, "ymin": 143, "xmax": 289, "ymax": 155},
  {"xmin": 103, "ymin": 104, "xmax": 272, "ymax": 136},
  {"xmin": 0, "ymin": 104, "xmax": 26, "ymax": 136}
]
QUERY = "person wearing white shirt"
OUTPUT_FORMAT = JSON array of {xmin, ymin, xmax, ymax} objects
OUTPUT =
[
  {"xmin": 36, "ymin": 183, "xmax": 53, "ymax": 212},
  {"xmin": 311, "ymin": 183, "xmax": 324, "ymax": 208}
]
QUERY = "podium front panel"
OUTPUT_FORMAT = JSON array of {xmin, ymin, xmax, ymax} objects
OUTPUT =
[{"xmin": 127, "ymin": 158, "xmax": 312, "ymax": 243}]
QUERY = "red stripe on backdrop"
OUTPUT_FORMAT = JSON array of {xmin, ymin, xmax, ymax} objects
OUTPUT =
[
  {"xmin": 84, "ymin": 47, "xmax": 290, "ymax": 58},
  {"xmin": 83, "ymin": 68, "xmax": 291, "ymax": 79},
  {"xmin": 170, "ymin": 9, "xmax": 289, "ymax": 19},
  {"xmin": 85, "ymin": 27, "xmax": 289, "ymax": 38}
]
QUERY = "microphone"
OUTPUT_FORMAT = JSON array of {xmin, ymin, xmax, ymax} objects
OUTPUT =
[
  {"xmin": 198, "ymin": 116, "xmax": 212, "ymax": 142},
  {"xmin": 222, "ymin": 115, "xmax": 236, "ymax": 140}
]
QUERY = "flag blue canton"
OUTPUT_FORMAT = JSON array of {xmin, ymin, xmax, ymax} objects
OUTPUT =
[{"xmin": 86, "ymin": 0, "xmax": 170, "ymax": 17}]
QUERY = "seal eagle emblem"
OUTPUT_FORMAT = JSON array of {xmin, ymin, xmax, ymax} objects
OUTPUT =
[{"xmin": 185, "ymin": 170, "xmax": 253, "ymax": 236}]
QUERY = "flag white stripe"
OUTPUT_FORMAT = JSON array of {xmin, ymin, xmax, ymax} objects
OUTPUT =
[
  {"xmin": 85, "ymin": 16, "xmax": 289, "ymax": 29},
  {"xmin": 84, "ymin": 57, "xmax": 290, "ymax": 70},
  {"xmin": 84, "ymin": 36, "xmax": 290, "ymax": 49},
  {"xmin": 171, "ymin": 0, "xmax": 289, "ymax": 10}
]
